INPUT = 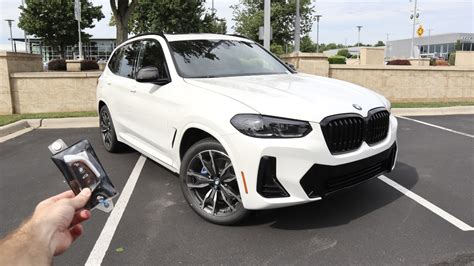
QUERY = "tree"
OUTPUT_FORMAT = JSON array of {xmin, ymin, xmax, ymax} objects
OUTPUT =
[
  {"xmin": 374, "ymin": 40, "xmax": 385, "ymax": 47},
  {"xmin": 337, "ymin": 48, "xmax": 351, "ymax": 58},
  {"xmin": 110, "ymin": 0, "xmax": 138, "ymax": 44},
  {"xmin": 19, "ymin": 0, "xmax": 104, "ymax": 58},
  {"xmin": 300, "ymin": 35, "xmax": 316, "ymax": 52},
  {"xmin": 128, "ymin": 0, "xmax": 227, "ymax": 35},
  {"xmin": 231, "ymin": 0, "xmax": 315, "ymax": 47}
]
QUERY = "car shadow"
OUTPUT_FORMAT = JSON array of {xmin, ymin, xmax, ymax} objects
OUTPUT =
[{"xmin": 240, "ymin": 161, "xmax": 418, "ymax": 230}]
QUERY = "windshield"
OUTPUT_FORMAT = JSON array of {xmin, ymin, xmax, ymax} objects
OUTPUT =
[{"xmin": 169, "ymin": 40, "xmax": 290, "ymax": 78}]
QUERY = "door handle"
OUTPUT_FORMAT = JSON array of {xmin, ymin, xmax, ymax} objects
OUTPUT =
[{"xmin": 130, "ymin": 89, "xmax": 137, "ymax": 93}]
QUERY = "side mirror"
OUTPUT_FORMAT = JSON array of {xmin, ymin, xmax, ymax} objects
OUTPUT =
[{"xmin": 136, "ymin": 66, "xmax": 160, "ymax": 82}]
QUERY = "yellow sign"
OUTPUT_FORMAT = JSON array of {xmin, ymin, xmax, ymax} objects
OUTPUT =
[{"xmin": 417, "ymin": 25, "xmax": 424, "ymax": 37}]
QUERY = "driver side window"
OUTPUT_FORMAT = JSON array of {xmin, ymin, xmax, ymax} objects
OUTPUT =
[{"xmin": 136, "ymin": 39, "xmax": 169, "ymax": 80}]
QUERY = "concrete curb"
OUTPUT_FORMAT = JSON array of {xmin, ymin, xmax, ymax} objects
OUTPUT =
[
  {"xmin": 0, "ymin": 117, "xmax": 98, "ymax": 142},
  {"xmin": 392, "ymin": 106, "xmax": 474, "ymax": 116}
]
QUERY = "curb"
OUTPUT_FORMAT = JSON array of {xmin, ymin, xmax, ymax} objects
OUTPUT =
[
  {"xmin": 0, "ymin": 117, "xmax": 98, "ymax": 142},
  {"xmin": 392, "ymin": 106, "xmax": 474, "ymax": 116}
]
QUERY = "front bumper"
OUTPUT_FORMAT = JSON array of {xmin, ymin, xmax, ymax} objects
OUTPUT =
[{"xmin": 222, "ymin": 115, "xmax": 398, "ymax": 210}]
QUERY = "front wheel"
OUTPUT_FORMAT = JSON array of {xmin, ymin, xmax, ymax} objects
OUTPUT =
[
  {"xmin": 99, "ymin": 105, "xmax": 123, "ymax": 153},
  {"xmin": 180, "ymin": 138, "xmax": 250, "ymax": 225}
]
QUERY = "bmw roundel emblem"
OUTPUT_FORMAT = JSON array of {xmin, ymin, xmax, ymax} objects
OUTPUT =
[{"xmin": 352, "ymin": 104, "xmax": 362, "ymax": 111}]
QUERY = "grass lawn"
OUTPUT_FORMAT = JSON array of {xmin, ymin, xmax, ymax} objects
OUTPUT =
[
  {"xmin": 0, "ymin": 111, "xmax": 97, "ymax": 126},
  {"xmin": 392, "ymin": 101, "xmax": 474, "ymax": 108}
]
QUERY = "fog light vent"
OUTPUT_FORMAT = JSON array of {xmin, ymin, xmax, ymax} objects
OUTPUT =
[{"xmin": 257, "ymin": 156, "xmax": 289, "ymax": 198}]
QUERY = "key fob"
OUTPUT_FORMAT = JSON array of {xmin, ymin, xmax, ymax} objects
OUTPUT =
[{"xmin": 49, "ymin": 139, "xmax": 118, "ymax": 212}]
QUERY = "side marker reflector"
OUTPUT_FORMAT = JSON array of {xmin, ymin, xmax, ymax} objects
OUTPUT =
[{"xmin": 240, "ymin": 171, "xmax": 248, "ymax": 194}]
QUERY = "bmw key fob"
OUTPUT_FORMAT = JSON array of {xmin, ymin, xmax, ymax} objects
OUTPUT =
[{"xmin": 49, "ymin": 139, "xmax": 119, "ymax": 212}]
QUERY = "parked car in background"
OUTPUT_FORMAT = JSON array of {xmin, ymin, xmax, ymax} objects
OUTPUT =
[{"xmin": 97, "ymin": 33, "xmax": 398, "ymax": 225}]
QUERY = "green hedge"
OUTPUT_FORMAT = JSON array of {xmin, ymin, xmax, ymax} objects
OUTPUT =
[{"xmin": 328, "ymin": 56, "xmax": 346, "ymax": 64}]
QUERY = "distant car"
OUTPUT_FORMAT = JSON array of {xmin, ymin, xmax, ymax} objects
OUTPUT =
[{"xmin": 97, "ymin": 33, "xmax": 398, "ymax": 225}]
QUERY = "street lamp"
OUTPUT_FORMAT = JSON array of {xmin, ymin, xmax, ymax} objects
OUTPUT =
[
  {"xmin": 356, "ymin": 26, "xmax": 363, "ymax": 59},
  {"xmin": 409, "ymin": 0, "xmax": 419, "ymax": 58},
  {"xmin": 5, "ymin": 19, "xmax": 15, "ymax": 52},
  {"xmin": 294, "ymin": 0, "xmax": 301, "ymax": 52},
  {"xmin": 315, "ymin": 15, "xmax": 322, "ymax": 53}
]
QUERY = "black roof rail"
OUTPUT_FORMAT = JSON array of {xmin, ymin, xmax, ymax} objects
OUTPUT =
[
  {"xmin": 126, "ymin": 31, "xmax": 168, "ymax": 41},
  {"xmin": 226, "ymin": 34, "xmax": 251, "ymax": 40}
]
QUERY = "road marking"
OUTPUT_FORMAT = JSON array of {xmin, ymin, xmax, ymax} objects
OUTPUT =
[
  {"xmin": 378, "ymin": 175, "xmax": 474, "ymax": 232},
  {"xmin": 85, "ymin": 155, "xmax": 147, "ymax": 266},
  {"xmin": 397, "ymin": 116, "xmax": 474, "ymax": 138}
]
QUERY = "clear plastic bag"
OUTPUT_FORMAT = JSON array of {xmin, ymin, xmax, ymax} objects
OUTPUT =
[{"xmin": 49, "ymin": 139, "xmax": 119, "ymax": 212}]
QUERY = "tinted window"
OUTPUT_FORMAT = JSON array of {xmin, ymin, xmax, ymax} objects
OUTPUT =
[
  {"xmin": 169, "ymin": 40, "xmax": 289, "ymax": 78},
  {"xmin": 136, "ymin": 39, "xmax": 168, "ymax": 80},
  {"xmin": 108, "ymin": 41, "xmax": 141, "ymax": 78}
]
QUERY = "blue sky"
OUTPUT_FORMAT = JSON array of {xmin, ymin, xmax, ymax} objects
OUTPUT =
[{"xmin": 0, "ymin": 0, "xmax": 472, "ymax": 50}]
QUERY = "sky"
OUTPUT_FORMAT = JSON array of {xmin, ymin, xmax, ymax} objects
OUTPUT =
[{"xmin": 0, "ymin": 0, "xmax": 472, "ymax": 51}]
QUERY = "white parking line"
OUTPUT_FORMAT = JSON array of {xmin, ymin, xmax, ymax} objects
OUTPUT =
[
  {"xmin": 85, "ymin": 155, "xmax": 147, "ymax": 266},
  {"xmin": 397, "ymin": 116, "xmax": 474, "ymax": 138},
  {"xmin": 378, "ymin": 175, "xmax": 474, "ymax": 232}
]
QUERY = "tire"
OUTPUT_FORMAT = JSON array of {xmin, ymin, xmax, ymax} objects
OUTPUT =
[
  {"xmin": 180, "ymin": 138, "xmax": 250, "ymax": 225},
  {"xmin": 99, "ymin": 105, "xmax": 123, "ymax": 153}
]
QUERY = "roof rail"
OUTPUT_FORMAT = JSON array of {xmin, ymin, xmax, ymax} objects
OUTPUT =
[
  {"xmin": 226, "ymin": 34, "xmax": 250, "ymax": 40},
  {"xmin": 126, "ymin": 31, "xmax": 168, "ymax": 41}
]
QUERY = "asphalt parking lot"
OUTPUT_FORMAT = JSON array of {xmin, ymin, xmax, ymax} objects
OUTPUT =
[{"xmin": 1, "ymin": 115, "xmax": 473, "ymax": 265}]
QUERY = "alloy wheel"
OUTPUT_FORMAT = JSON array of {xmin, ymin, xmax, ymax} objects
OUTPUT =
[{"xmin": 185, "ymin": 150, "xmax": 242, "ymax": 216}]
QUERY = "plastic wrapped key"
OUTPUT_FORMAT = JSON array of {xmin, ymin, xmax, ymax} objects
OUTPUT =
[{"xmin": 48, "ymin": 139, "xmax": 119, "ymax": 212}]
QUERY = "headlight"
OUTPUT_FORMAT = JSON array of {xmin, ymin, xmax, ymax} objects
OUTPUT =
[{"xmin": 230, "ymin": 114, "xmax": 312, "ymax": 138}]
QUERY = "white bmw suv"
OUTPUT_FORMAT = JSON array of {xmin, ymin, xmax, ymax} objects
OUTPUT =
[{"xmin": 97, "ymin": 33, "xmax": 398, "ymax": 225}]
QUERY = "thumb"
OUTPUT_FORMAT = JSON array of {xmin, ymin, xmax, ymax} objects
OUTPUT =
[{"xmin": 69, "ymin": 188, "xmax": 91, "ymax": 209}]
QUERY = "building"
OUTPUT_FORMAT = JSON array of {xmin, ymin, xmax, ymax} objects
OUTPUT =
[
  {"xmin": 386, "ymin": 32, "xmax": 473, "ymax": 59},
  {"xmin": 11, "ymin": 38, "xmax": 116, "ymax": 62}
]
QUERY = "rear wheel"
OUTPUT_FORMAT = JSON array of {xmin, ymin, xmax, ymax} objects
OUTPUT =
[
  {"xmin": 180, "ymin": 138, "xmax": 250, "ymax": 225},
  {"xmin": 99, "ymin": 105, "xmax": 122, "ymax": 153}
]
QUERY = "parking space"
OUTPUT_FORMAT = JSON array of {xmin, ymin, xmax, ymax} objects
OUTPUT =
[{"xmin": 1, "ymin": 115, "xmax": 473, "ymax": 265}]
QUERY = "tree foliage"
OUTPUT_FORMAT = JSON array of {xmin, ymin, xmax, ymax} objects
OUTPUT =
[
  {"xmin": 374, "ymin": 40, "xmax": 385, "ymax": 47},
  {"xmin": 110, "ymin": 0, "xmax": 138, "ymax": 44},
  {"xmin": 231, "ymin": 0, "xmax": 315, "ymax": 46},
  {"xmin": 300, "ymin": 35, "xmax": 316, "ymax": 52},
  {"xmin": 19, "ymin": 0, "xmax": 104, "ymax": 58},
  {"xmin": 128, "ymin": 0, "xmax": 226, "ymax": 35},
  {"xmin": 336, "ymin": 48, "xmax": 351, "ymax": 58}
]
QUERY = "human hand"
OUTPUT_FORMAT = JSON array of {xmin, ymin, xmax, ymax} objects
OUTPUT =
[{"xmin": 27, "ymin": 188, "xmax": 92, "ymax": 256}]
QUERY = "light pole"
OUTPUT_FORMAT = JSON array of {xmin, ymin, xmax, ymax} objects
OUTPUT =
[
  {"xmin": 386, "ymin": 33, "xmax": 390, "ymax": 58},
  {"xmin": 21, "ymin": 0, "xmax": 29, "ymax": 53},
  {"xmin": 427, "ymin": 28, "xmax": 433, "ymax": 56},
  {"xmin": 5, "ymin": 19, "xmax": 15, "ymax": 52},
  {"xmin": 315, "ymin": 15, "xmax": 322, "ymax": 53},
  {"xmin": 410, "ymin": 0, "xmax": 418, "ymax": 58},
  {"xmin": 356, "ymin": 26, "xmax": 362, "ymax": 59},
  {"xmin": 263, "ymin": 0, "xmax": 271, "ymax": 49},
  {"xmin": 294, "ymin": 0, "xmax": 301, "ymax": 52}
]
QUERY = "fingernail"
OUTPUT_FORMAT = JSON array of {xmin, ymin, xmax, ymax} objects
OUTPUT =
[{"xmin": 82, "ymin": 188, "xmax": 91, "ymax": 196}]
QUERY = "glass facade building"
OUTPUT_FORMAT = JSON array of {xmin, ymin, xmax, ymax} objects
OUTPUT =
[
  {"xmin": 386, "ymin": 33, "xmax": 473, "ymax": 59},
  {"xmin": 13, "ymin": 38, "xmax": 116, "ymax": 62}
]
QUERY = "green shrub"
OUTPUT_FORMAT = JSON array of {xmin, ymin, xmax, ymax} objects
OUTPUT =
[
  {"xmin": 448, "ymin": 52, "xmax": 456, "ymax": 65},
  {"xmin": 387, "ymin": 59, "xmax": 411, "ymax": 65},
  {"xmin": 328, "ymin": 56, "xmax": 346, "ymax": 64},
  {"xmin": 429, "ymin": 58, "xmax": 437, "ymax": 66},
  {"xmin": 81, "ymin": 60, "xmax": 99, "ymax": 71},
  {"xmin": 47, "ymin": 59, "xmax": 66, "ymax": 71},
  {"xmin": 336, "ymin": 49, "xmax": 351, "ymax": 58}
]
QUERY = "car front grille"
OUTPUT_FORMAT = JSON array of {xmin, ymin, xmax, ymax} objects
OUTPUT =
[{"xmin": 320, "ymin": 108, "xmax": 390, "ymax": 154}]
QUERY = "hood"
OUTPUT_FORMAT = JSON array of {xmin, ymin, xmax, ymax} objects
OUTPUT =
[{"xmin": 184, "ymin": 73, "xmax": 388, "ymax": 123}]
